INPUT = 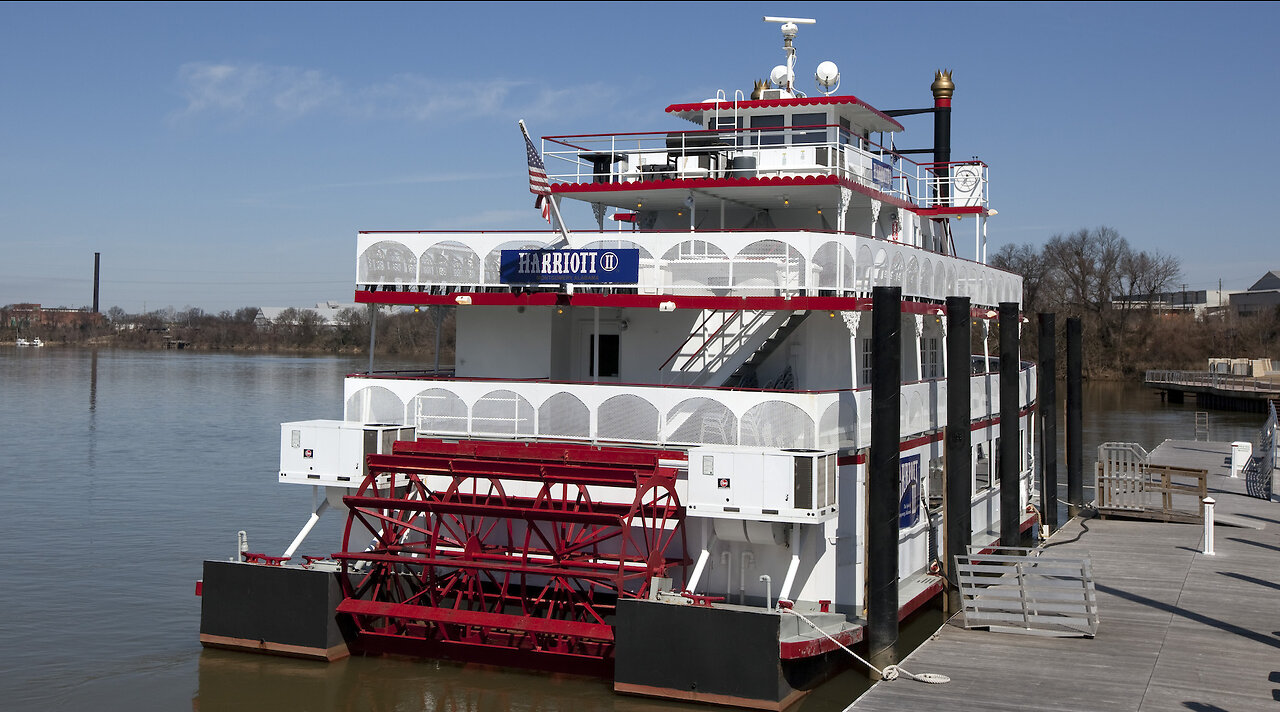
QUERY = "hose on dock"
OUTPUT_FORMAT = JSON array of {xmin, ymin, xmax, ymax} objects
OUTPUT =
[{"xmin": 779, "ymin": 605, "xmax": 950, "ymax": 685}]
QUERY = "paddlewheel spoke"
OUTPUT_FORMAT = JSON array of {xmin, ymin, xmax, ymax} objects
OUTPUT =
[{"xmin": 333, "ymin": 439, "xmax": 688, "ymax": 674}]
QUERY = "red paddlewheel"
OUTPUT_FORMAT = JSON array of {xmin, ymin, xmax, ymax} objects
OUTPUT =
[{"xmin": 334, "ymin": 439, "xmax": 687, "ymax": 674}]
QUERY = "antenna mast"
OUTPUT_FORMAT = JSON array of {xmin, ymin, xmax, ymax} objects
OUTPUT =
[{"xmin": 763, "ymin": 16, "xmax": 815, "ymax": 94}]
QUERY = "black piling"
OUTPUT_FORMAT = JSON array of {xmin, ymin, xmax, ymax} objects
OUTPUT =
[
  {"xmin": 944, "ymin": 296, "xmax": 972, "ymax": 612},
  {"xmin": 1038, "ymin": 313, "xmax": 1058, "ymax": 533},
  {"xmin": 998, "ymin": 303, "xmax": 1022, "ymax": 548},
  {"xmin": 1066, "ymin": 317, "xmax": 1084, "ymax": 517},
  {"xmin": 868, "ymin": 286, "xmax": 902, "ymax": 675},
  {"xmin": 92, "ymin": 252, "xmax": 100, "ymax": 313}
]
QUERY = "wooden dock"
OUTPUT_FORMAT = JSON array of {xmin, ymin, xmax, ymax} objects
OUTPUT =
[
  {"xmin": 1146, "ymin": 369, "xmax": 1280, "ymax": 413},
  {"xmin": 851, "ymin": 439, "xmax": 1280, "ymax": 712}
]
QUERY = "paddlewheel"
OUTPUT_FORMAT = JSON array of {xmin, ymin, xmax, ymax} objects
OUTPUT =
[{"xmin": 333, "ymin": 438, "xmax": 688, "ymax": 675}]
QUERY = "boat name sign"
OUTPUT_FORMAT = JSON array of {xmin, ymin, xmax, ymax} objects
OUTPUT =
[{"xmin": 500, "ymin": 249, "xmax": 639, "ymax": 284}]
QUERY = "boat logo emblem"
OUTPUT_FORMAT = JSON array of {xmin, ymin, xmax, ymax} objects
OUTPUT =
[{"xmin": 600, "ymin": 251, "xmax": 619, "ymax": 272}]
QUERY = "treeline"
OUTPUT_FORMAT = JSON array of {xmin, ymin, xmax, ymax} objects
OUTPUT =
[
  {"xmin": 12, "ymin": 305, "xmax": 456, "ymax": 360},
  {"xmin": 992, "ymin": 226, "xmax": 1280, "ymax": 379}
]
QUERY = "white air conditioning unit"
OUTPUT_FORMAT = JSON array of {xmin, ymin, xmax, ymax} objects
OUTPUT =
[
  {"xmin": 685, "ymin": 446, "xmax": 838, "ymax": 523},
  {"xmin": 279, "ymin": 420, "xmax": 415, "ymax": 488}
]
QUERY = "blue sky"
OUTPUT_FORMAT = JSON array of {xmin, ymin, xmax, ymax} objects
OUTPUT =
[{"xmin": 2, "ymin": 2, "xmax": 1277, "ymax": 312}]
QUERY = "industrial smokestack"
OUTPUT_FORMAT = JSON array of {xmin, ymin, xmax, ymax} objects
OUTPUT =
[{"xmin": 93, "ymin": 252, "xmax": 101, "ymax": 313}]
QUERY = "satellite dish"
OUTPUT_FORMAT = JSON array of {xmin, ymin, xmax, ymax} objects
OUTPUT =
[
  {"xmin": 815, "ymin": 61, "xmax": 840, "ymax": 95},
  {"xmin": 769, "ymin": 64, "xmax": 790, "ymax": 88}
]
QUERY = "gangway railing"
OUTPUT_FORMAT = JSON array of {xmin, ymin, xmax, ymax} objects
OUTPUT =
[
  {"xmin": 954, "ymin": 545, "xmax": 1098, "ymax": 638},
  {"xmin": 1094, "ymin": 442, "xmax": 1208, "ymax": 522},
  {"xmin": 1244, "ymin": 401, "xmax": 1277, "ymax": 500}
]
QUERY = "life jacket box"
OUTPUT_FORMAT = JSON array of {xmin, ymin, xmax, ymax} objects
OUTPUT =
[{"xmin": 279, "ymin": 420, "xmax": 415, "ymax": 488}]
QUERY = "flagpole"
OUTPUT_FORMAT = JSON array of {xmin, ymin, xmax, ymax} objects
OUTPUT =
[{"xmin": 519, "ymin": 120, "xmax": 571, "ymax": 248}]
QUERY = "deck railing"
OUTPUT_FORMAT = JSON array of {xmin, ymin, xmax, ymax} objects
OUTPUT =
[
  {"xmin": 341, "ymin": 366, "xmax": 1036, "ymax": 452},
  {"xmin": 355, "ymin": 229, "xmax": 1021, "ymax": 307},
  {"xmin": 540, "ymin": 126, "xmax": 988, "ymax": 211}
]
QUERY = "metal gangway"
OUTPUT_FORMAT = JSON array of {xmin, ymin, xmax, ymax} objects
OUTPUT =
[
  {"xmin": 954, "ymin": 546, "xmax": 1098, "ymax": 638},
  {"xmin": 1094, "ymin": 442, "xmax": 1208, "ymax": 522}
]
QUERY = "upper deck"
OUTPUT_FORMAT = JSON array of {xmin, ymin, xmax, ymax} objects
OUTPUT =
[{"xmin": 542, "ymin": 120, "xmax": 987, "ymax": 218}]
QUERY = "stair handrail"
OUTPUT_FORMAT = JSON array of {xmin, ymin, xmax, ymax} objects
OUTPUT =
[{"xmin": 657, "ymin": 309, "xmax": 741, "ymax": 373}]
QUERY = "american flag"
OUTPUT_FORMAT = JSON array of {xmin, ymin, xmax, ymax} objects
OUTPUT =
[
  {"xmin": 521, "ymin": 121, "xmax": 550, "ymax": 197},
  {"xmin": 520, "ymin": 121, "xmax": 552, "ymax": 224}
]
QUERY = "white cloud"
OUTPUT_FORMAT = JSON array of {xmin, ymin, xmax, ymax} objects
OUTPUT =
[{"xmin": 172, "ymin": 62, "xmax": 619, "ymax": 124}]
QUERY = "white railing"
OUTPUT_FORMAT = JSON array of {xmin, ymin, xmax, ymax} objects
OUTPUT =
[
  {"xmin": 540, "ymin": 127, "xmax": 988, "ymax": 211},
  {"xmin": 355, "ymin": 230, "xmax": 1022, "ymax": 307},
  {"xmin": 341, "ymin": 366, "xmax": 1035, "ymax": 452}
]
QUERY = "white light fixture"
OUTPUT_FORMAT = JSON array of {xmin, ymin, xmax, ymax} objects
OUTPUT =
[
  {"xmin": 986, "ymin": 208, "xmax": 999, "ymax": 217},
  {"xmin": 659, "ymin": 301, "xmax": 677, "ymax": 312},
  {"xmin": 455, "ymin": 295, "xmax": 472, "ymax": 305}
]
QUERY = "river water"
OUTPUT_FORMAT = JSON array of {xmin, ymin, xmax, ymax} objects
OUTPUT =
[{"xmin": 0, "ymin": 348, "xmax": 1265, "ymax": 711}]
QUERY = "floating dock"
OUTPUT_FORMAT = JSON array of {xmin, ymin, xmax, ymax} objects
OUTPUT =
[{"xmin": 851, "ymin": 439, "xmax": 1280, "ymax": 711}]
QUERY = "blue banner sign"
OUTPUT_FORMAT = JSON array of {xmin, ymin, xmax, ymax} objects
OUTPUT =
[
  {"xmin": 500, "ymin": 249, "xmax": 639, "ymax": 284},
  {"xmin": 899, "ymin": 454, "xmax": 921, "ymax": 529},
  {"xmin": 871, "ymin": 159, "xmax": 892, "ymax": 191}
]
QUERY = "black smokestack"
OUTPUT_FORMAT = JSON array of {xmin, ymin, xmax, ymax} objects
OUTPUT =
[
  {"xmin": 931, "ymin": 70, "xmax": 953, "ymax": 204},
  {"xmin": 93, "ymin": 252, "xmax": 100, "ymax": 313}
]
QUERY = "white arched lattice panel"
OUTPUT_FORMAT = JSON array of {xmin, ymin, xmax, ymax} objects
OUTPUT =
[
  {"xmin": 358, "ymin": 240, "xmax": 418, "ymax": 286},
  {"xmin": 732, "ymin": 239, "xmax": 805, "ymax": 291},
  {"xmin": 472, "ymin": 389, "xmax": 534, "ymax": 437},
  {"xmin": 872, "ymin": 248, "xmax": 889, "ymax": 287},
  {"xmin": 663, "ymin": 240, "xmax": 729, "ymax": 291},
  {"xmin": 483, "ymin": 240, "xmax": 551, "ymax": 285},
  {"xmin": 855, "ymin": 244, "xmax": 874, "ymax": 294},
  {"xmin": 598, "ymin": 394, "xmax": 660, "ymax": 443},
  {"xmin": 665, "ymin": 397, "xmax": 737, "ymax": 446},
  {"xmin": 420, "ymin": 241, "xmax": 481, "ymax": 284},
  {"xmin": 582, "ymin": 239, "xmax": 654, "ymax": 259},
  {"xmin": 904, "ymin": 256, "xmax": 919, "ymax": 296},
  {"xmin": 888, "ymin": 251, "xmax": 906, "ymax": 288},
  {"xmin": 410, "ymin": 388, "xmax": 468, "ymax": 435},
  {"xmin": 818, "ymin": 394, "xmax": 857, "ymax": 449},
  {"xmin": 946, "ymin": 264, "xmax": 957, "ymax": 298},
  {"xmin": 345, "ymin": 386, "xmax": 406, "ymax": 424},
  {"xmin": 902, "ymin": 391, "xmax": 928, "ymax": 436},
  {"xmin": 538, "ymin": 391, "xmax": 590, "ymax": 438},
  {"xmin": 919, "ymin": 259, "xmax": 934, "ymax": 299},
  {"xmin": 740, "ymin": 401, "xmax": 815, "ymax": 449},
  {"xmin": 812, "ymin": 242, "xmax": 854, "ymax": 291}
]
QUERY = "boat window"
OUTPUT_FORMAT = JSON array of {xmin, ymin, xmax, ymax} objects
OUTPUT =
[
  {"xmin": 713, "ymin": 115, "xmax": 744, "ymax": 146},
  {"xmin": 859, "ymin": 337, "xmax": 873, "ymax": 387},
  {"xmin": 839, "ymin": 117, "xmax": 856, "ymax": 147},
  {"xmin": 751, "ymin": 114, "xmax": 785, "ymax": 145},
  {"xmin": 792, "ymin": 112, "xmax": 827, "ymax": 144},
  {"xmin": 975, "ymin": 440, "xmax": 992, "ymax": 490},
  {"xmin": 589, "ymin": 334, "xmax": 620, "ymax": 378},
  {"xmin": 920, "ymin": 336, "xmax": 941, "ymax": 379}
]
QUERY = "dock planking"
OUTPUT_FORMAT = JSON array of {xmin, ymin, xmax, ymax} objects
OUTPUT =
[{"xmin": 850, "ymin": 439, "xmax": 1280, "ymax": 712}]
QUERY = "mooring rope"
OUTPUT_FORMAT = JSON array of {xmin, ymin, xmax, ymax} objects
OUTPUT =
[{"xmin": 779, "ymin": 605, "xmax": 950, "ymax": 685}]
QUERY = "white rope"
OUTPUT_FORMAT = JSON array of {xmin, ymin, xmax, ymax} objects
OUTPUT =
[{"xmin": 780, "ymin": 606, "xmax": 950, "ymax": 686}]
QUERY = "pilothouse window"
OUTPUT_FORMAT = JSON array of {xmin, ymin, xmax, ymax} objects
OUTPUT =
[
  {"xmin": 793, "ymin": 112, "xmax": 827, "ymax": 144},
  {"xmin": 751, "ymin": 114, "xmax": 784, "ymax": 145}
]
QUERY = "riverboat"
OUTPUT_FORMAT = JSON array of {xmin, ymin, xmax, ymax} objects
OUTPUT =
[{"xmin": 199, "ymin": 17, "xmax": 1037, "ymax": 710}]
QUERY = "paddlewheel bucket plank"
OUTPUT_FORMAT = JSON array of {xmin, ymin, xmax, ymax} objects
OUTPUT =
[{"xmin": 334, "ymin": 439, "xmax": 688, "ymax": 674}]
